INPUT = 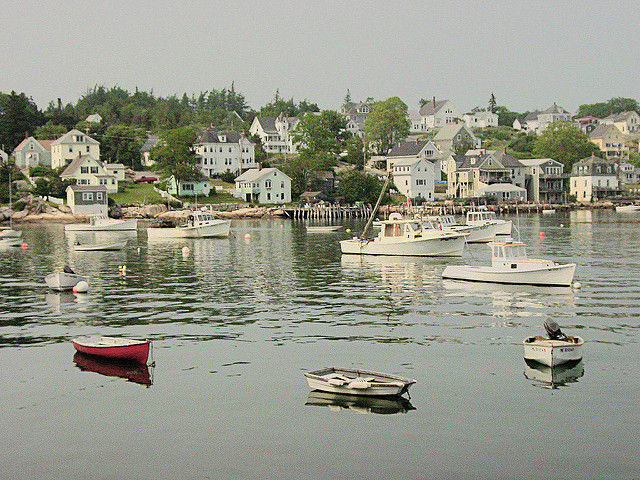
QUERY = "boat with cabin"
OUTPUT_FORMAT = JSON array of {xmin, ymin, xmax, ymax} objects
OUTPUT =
[
  {"xmin": 429, "ymin": 214, "xmax": 498, "ymax": 243},
  {"xmin": 340, "ymin": 213, "xmax": 468, "ymax": 257},
  {"xmin": 615, "ymin": 204, "xmax": 640, "ymax": 212},
  {"xmin": 465, "ymin": 208, "xmax": 512, "ymax": 236},
  {"xmin": 147, "ymin": 211, "xmax": 230, "ymax": 239},
  {"xmin": 65, "ymin": 214, "xmax": 137, "ymax": 232},
  {"xmin": 441, "ymin": 239, "xmax": 576, "ymax": 287},
  {"xmin": 304, "ymin": 367, "xmax": 416, "ymax": 397}
]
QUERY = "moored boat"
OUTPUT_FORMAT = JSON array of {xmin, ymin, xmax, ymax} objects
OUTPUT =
[
  {"xmin": 340, "ymin": 213, "xmax": 467, "ymax": 257},
  {"xmin": 466, "ymin": 208, "xmax": 512, "ymax": 236},
  {"xmin": 0, "ymin": 237, "xmax": 24, "ymax": 247},
  {"xmin": 73, "ymin": 240, "xmax": 128, "ymax": 251},
  {"xmin": 442, "ymin": 239, "xmax": 576, "ymax": 287},
  {"xmin": 304, "ymin": 366, "xmax": 416, "ymax": 397},
  {"xmin": 429, "ymin": 214, "xmax": 498, "ymax": 243},
  {"xmin": 72, "ymin": 336, "xmax": 153, "ymax": 365},
  {"xmin": 0, "ymin": 227, "xmax": 22, "ymax": 238},
  {"xmin": 306, "ymin": 225, "xmax": 342, "ymax": 232},
  {"xmin": 615, "ymin": 204, "xmax": 640, "ymax": 212},
  {"xmin": 45, "ymin": 266, "xmax": 88, "ymax": 291},
  {"xmin": 147, "ymin": 211, "xmax": 230, "ymax": 239},
  {"xmin": 65, "ymin": 215, "xmax": 137, "ymax": 231},
  {"xmin": 522, "ymin": 319, "xmax": 584, "ymax": 367}
]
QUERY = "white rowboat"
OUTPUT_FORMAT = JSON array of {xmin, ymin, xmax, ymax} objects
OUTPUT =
[
  {"xmin": 523, "ymin": 335, "xmax": 584, "ymax": 367},
  {"xmin": 65, "ymin": 215, "xmax": 137, "ymax": 231},
  {"xmin": 307, "ymin": 225, "xmax": 342, "ymax": 232},
  {"xmin": 73, "ymin": 241, "xmax": 128, "ymax": 251},
  {"xmin": 304, "ymin": 367, "xmax": 416, "ymax": 397},
  {"xmin": 45, "ymin": 269, "xmax": 88, "ymax": 291}
]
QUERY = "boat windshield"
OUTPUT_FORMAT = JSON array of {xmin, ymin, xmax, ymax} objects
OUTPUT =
[{"xmin": 494, "ymin": 244, "xmax": 527, "ymax": 259}]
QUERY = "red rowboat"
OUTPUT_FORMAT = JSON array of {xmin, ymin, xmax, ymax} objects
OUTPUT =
[{"xmin": 72, "ymin": 336, "xmax": 153, "ymax": 365}]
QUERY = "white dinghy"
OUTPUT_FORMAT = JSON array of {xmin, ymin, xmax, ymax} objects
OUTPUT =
[
  {"xmin": 304, "ymin": 367, "xmax": 416, "ymax": 397},
  {"xmin": 442, "ymin": 239, "xmax": 576, "ymax": 287},
  {"xmin": 45, "ymin": 266, "xmax": 88, "ymax": 291},
  {"xmin": 523, "ymin": 319, "xmax": 584, "ymax": 367}
]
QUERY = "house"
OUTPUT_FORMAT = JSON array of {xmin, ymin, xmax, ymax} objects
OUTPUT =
[
  {"xmin": 308, "ymin": 170, "xmax": 336, "ymax": 193},
  {"xmin": 513, "ymin": 103, "xmax": 572, "ymax": 134},
  {"xmin": 59, "ymin": 154, "xmax": 118, "ymax": 193},
  {"xmin": 463, "ymin": 110, "xmax": 499, "ymax": 129},
  {"xmin": 341, "ymin": 101, "xmax": 374, "ymax": 137},
  {"xmin": 12, "ymin": 137, "xmax": 53, "ymax": 169},
  {"xmin": 391, "ymin": 157, "xmax": 436, "ymax": 202},
  {"xmin": 570, "ymin": 154, "xmax": 620, "ymax": 202},
  {"xmin": 105, "ymin": 163, "xmax": 126, "ymax": 181},
  {"xmin": 385, "ymin": 139, "xmax": 444, "ymax": 176},
  {"xmin": 166, "ymin": 175, "xmax": 211, "ymax": 197},
  {"xmin": 419, "ymin": 98, "xmax": 463, "ymax": 130},
  {"xmin": 601, "ymin": 111, "xmax": 640, "ymax": 134},
  {"xmin": 85, "ymin": 113, "xmax": 102, "ymax": 123},
  {"xmin": 194, "ymin": 125, "xmax": 256, "ymax": 177},
  {"xmin": 433, "ymin": 123, "xmax": 480, "ymax": 154},
  {"xmin": 249, "ymin": 113, "xmax": 300, "ymax": 154},
  {"xmin": 140, "ymin": 134, "xmax": 160, "ymax": 168},
  {"xmin": 234, "ymin": 166, "xmax": 291, "ymax": 204},
  {"xmin": 476, "ymin": 183, "xmax": 527, "ymax": 202},
  {"xmin": 0, "ymin": 148, "xmax": 7, "ymax": 164},
  {"xmin": 518, "ymin": 158, "xmax": 566, "ymax": 203},
  {"xmin": 51, "ymin": 129, "xmax": 100, "ymax": 169},
  {"xmin": 65, "ymin": 184, "xmax": 108, "ymax": 215},
  {"xmin": 407, "ymin": 110, "xmax": 430, "ymax": 133},
  {"xmin": 574, "ymin": 116, "xmax": 600, "ymax": 134},
  {"xmin": 616, "ymin": 161, "xmax": 639, "ymax": 184},
  {"xmin": 589, "ymin": 124, "xmax": 630, "ymax": 160}
]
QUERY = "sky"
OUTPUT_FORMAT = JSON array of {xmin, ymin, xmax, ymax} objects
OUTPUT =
[{"xmin": 2, "ymin": 0, "xmax": 639, "ymax": 115}]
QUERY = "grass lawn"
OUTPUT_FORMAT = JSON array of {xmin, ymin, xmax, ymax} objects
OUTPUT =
[{"xmin": 109, "ymin": 182, "xmax": 246, "ymax": 206}]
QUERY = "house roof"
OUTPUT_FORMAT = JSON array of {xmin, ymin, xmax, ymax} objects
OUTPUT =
[
  {"xmin": 66, "ymin": 184, "xmax": 108, "ymax": 192},
  {"xmin": 51, "ymin": 129, "xmax": 99, "ymax": 145},
  {"xmin": 197, "ymin": 126, "xmax": 248, "ymax": 144},
  {"xmin": 253, "ymin": 117, "xmax": 278, "ymax": 133},
  {"xmin": 433, "ymin": 123, "xmax": 472, "ymax": 140},
  {"xmin": 493, "ymin": 150, "xmax": 525, "ymax": 168},
  {"xmin": 392, "ymin": 157, "xmax": 425, "ymax": 167},
  {"xmin": 235, "ymin": 167, "xmax": 289, "ymax": 183},
  {"xmin": 575, "ymin": 154, "xmax": 612, "ymax": 165},
  {"xmin": 542, "ymin": 103, "xmax": 570, "ymax": 114},
  {"xmin": 419, "ymin": 99, "xmax": 449, "ymax": 116},
  {"xmin": 518, "ymin": 158, "xmax": 560, "ymax": 167},
  {"xmin": 602, "ymin": 111, "xmax": 639, "ymax": 122},
  {"xmin": 13, "ymin": 136, "xmax": 54, "ymax": 152},
  {"xmin": 60, "ymin": 155, "xmax": 104, "ymax": 177},
  {"xmin": 141, "ymin": 134, "xmax": 160, "ymax": 152},
  {"xmin": 387, "ymin": 140, "xmax": 431, "ymax": 157},
  {"xmin": 589, "ymin": 124, "xmax": 625, "ymax": 139}
]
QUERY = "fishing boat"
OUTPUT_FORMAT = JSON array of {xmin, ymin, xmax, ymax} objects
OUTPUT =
[
  {"xmin": 615, "ymin": 204, "xmax": 640, "ymax": 212},
  {"xmin": 72, "ymin": 336, "xmax": 153, "ymax": 365},
  {"xmin": 304, "ymin": 367, "xmax": 416, "ymax": 397},
  {"xmin": 522, "ymin": 319, "xmax": 584, "ymax": 367},
  {"xmin": 147, "ymin": 211, "xmax": 230, "ymax": 239},
  {"xmin": 429, "ymin": 214, "xmax": 498, "ymax": 243},
  {"xmin": 306, "ymin": 225, "xmax": 343, "ymax": 232},
  {"xmin": 305, "ymin": 391, "xmax": 415, "ymax": 414},
  {"xmin": 441, "ymin": 239, "xmax": 576, "ymax": 287},
  {"xmin": 45, "ymin": 266, "xmax": 88, "ymax": 291},
  {"xmin": 73, "ymin": 240, "xmax": 128, "ymax": 251},
  {"xmin": 73, "ymin": 352, "xmax": 153, "ymax": 386},
  {"xmin": 65, "ymin": 214, "xmax": 137, "ymax": 231},
  {"xmin": 465, "ymin": 208, "xmax": 512, "ymax": 236},
  {"xmin": 340, "ymin": 213, "xmax": 468, "ymax": 257}
]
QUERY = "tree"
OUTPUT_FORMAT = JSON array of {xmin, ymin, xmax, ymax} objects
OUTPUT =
[
  {"xmin": 494, "ymin": 105, "xmax": 523, "ymax": 127},
  {"xmin": 341, "ymin": 135, "xmax": 366, "ymax": 167},
  {"xmin": 100, "ymin": 125, "xmax": 145, "ymax": 169},
  {"xmin": 533, "ymin": 121, "xmax": 600, "ymax": 171},
  {"xmin": 260, "ymin": 90, "xmax": 319, "ymax": 117},
  {"xmin": 488, "ymin": 93, "xmax": 497, "ymax": 113},
  {"xmin": 336, "ymin": 169, "xmax": 384, "ymax": 204},
  {"xmin": 35, "ymin": 121, "xmax": 66, "ymax": 140},
  {"xmin": 149, "ymin": 126, "xmax": 201, "ymax": 180},
  {"xmin": 0, "ymin": 91, "xmax": 45, "ymax": 149},
  {"xmin": 508, "ymin": 133, "xmax": 537, "ymax": 157},
  {"xmin": 292, "ymin": 110, "xmax": 348, "ymax": 157},
  {"xmin": 575, "ymin": 97, "xmax": 640, "ymax": 118},
  {"xmin": 364, "ymin": 97, "xmax": 410, "ymax": 155}
]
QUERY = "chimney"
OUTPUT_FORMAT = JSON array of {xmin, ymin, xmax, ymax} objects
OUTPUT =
[
  {"xmin": 258, "ymin": 162, "xmax": 262, "ymax": 171},
  {"xmin": 85, "ymin": 127, "xmax": 89, "ymax": 134},
  {"xmin": 432, "ymin": 96, "xmax": 436, "ymax": 109}
]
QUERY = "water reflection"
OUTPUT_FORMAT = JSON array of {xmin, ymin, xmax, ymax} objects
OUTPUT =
[
  {"xmin": 523, "ymin": 359, "xmax": 584, "ymax": 389},
  {"xmin": 73, "ymin": 352, "xmax": 153, "ymax": 387},
  {"xmin": 305, "ymin": 391, "xmax": 415, "ymax": 415}
]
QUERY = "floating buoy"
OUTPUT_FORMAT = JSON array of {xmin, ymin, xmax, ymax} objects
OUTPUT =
[
  {"xmin": 119, "ymin": 265, "xmax": 127, "ymax": 274},
  {"xmin": 346, "ymin": 228, "xmax": 351, "ymax": 233},
  {"xmin": 73, "ymin": 280, "xmax": 89, "ymax": 293},
  {"xmin": 280, "ymin": 224, "xmax": 284, "ymax": 228},
  {"xmin": 182, "ymin": 246, "xmax": 190, "ymax": 255},
  {"xmin": 244, "ymin": 233, "xmax": 251, "ymax": 240},
  {"xmin": 573, "ymin": 282, "xmax": 582, "ymax": 290},
  {"xmin": 21, "ymin": 242, "xmax": 27, "ymax": 249},
  {"xmin": 539, "ymin": 232, "xmax": 545, "ymax": 238}
]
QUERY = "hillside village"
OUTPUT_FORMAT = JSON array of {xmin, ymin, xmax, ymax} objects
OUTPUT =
[{"xmin": 2, "ymin": 91, "xmax": 640, "ymax": 219}]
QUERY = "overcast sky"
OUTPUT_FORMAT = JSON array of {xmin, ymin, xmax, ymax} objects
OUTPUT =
[{"xmin": 2, "ymin": 0, "xmax": 639, "ymax": 115}]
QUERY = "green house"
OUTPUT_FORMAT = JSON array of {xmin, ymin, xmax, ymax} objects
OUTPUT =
[{"xmin": 166, "ymin": 175, "xmax": 211, "ymax": 197}]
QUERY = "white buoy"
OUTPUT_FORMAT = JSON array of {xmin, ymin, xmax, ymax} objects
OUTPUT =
[
  {"xmin": 182, "ymin": 246, "xmax": 190, "ymax": 255},
  {"xmin": 73, "ymin": 281, "xmax": 89, "ymax": 293},
  {"xmin": 244, "ymin": 233, "xmax": 251, "ymax": 240},
  {"xmin": 573, "ymin": 282, "xmax": 582, "ymax": 290}
]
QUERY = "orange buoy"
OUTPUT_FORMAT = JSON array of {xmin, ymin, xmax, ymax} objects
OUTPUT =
[{"xmin": 539, "ymin": 232, "xmax": 545, "ymax": 238}]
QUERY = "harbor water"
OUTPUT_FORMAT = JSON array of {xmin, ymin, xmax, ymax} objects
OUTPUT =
[{"xmin": 1, "ymin": 209, "xmax": 639, "ymax": 479}]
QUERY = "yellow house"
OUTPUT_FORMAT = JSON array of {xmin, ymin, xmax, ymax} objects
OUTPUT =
[
  {"xmin": 60, "ymin": 154, "xmax": 118, "ymax": 193},
  {"xmin": 589, "ymin": 124, "xmax": 629, "ymax": 160},
  {"xmin": 51, "ymin": 129, "xmax": 100, "ymax": 169}
]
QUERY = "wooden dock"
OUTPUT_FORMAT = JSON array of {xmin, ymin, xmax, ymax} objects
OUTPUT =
[{"xmin": 284, "ymin": 204, "xmax": 373, "ymax": 220}]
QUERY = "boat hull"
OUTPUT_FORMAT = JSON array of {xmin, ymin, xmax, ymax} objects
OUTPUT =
[
  {"xmin": 442, "ymin": 262, "xmax": 576, "ymax": 287},
  {"xmin": 304, "ymin": 367, "xmax": 416, "ymax": 397},
  {"xmin": 616, "ymin": 205, "xmax": 640, "ymax": 212},
  {"xmin": 65, "ymin": 219, "xmax": 137, "ymax": 231},
  {"xmin": 45, "ymin": 272, "xmax": 88, "ymax": 291},
  {"xmin": 340, "ymin": 234, "xmax": 466, "ymax": 257},
  {"xmin": 73, "ymin": 241, "xmax": 128, "ymax": 251},
  {"xmin": 72, "ymin": 336, "xmax": 152, "ymax": 364},
  {"xmin": 523, "ymin": 336, "xmax": 584, "ymax": 367},
  {"xmin": 455, "ymin": 223, "xmax": 499, "ymax": 243},
  {"xmin": 147, "ymin": 220, "xmax": 230, "ymax": 239}
]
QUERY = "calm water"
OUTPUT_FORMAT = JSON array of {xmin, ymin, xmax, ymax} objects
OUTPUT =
[{"xmin": 1, "ymin": 210, "xmax": 639, "ymax": 479}]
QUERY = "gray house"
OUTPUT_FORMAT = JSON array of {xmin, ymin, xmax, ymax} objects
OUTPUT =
[{"xmin": 66, "ymin": 185, "xmax": 108, "ymax": 215}]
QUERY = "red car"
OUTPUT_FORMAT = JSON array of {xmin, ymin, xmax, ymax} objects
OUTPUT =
[{"xmin": 134, "ymin": 176, "xmax": 158, "ymax": 184}]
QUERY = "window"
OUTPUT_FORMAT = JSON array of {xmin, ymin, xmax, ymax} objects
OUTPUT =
[
  {"xmin": 86, "ymin": 146, "xmax": 90, "ymax": 152},
  {"xmin": 96, "ymin": 193, "xmax": 103, "ymax": 200},
  {"xmin": 265, "ymin": 180, "xmax": 272, "ymax": 188},
  {"xmin": 266, "ymin": 193, "xmax": 271, "ymax": 200},
  {"xmin": 82, "ymin": 192, "xmax": 93, "ymax": 201},
  {"xmin": 81, "ymin": 166, "xmax": 88, "ymax": 173},
  {"xmin": 90, "ymin": 167, "xmax": 98, "ymax": 173},
  {"xmin": 183, "ymin": 183, "xmax": 194, "ymax": 190},
  {"xmin": 100, "ymin": 178, "xmax": 107, "ymax": 185}
]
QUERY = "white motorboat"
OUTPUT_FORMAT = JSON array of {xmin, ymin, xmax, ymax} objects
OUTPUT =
[
  {"xmin": 441, "ymin": 239, "xmax": 576, "ymax": 287},
  {"xmin": 523, "ymin": 319, "xmax": 584, "ymax": 367},
  {"xmin": 340, "ymin": 213, "xmax": 468, "ymax": 257},
  {"xmin": 65, "ymin": 215, "xmax": 137, "ymax": 231},
  {"xmin": 73, "ymin": 240, "xmax": 128, "ymax": 251},
  {"xmin": 0, "ymin": 227, "xmax": 22, "ymax": 238},
  {"xmin": 0, "ymin": 237, "xmax": 23, "ymax": 247},
  {"xmin": 147, "ymin": 211, "xmax": 230, "ymax": 239},
  {"xmin": 429, "ymin": 214, "xmax": 498, "ymax": 243},
  {"xmin": 615, "ymin": 204, "xmax": 640, "ymax": 212},
  {"xmin": 306, "ymin": 225, "xmax": 342, "ymax": 232},
  {"xmin": 466, "ymin": 209, "xmax": 512, "ymax": 236},
  {"xmin": 45, "ymin": 266, "xmax": 88, "ymax": 291},
  {"xmin": 304, "ymin": 367, "xmax": 416, "ymax": 397}
]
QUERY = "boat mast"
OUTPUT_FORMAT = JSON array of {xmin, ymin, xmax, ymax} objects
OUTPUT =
[{"xmin": 360, "ymin": 172, "xmax": 391, "ymax": 239}]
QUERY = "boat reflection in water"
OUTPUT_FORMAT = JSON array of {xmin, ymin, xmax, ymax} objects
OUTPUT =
[
  {"xmin": 73, "ymin": 352, "xmax": 153, "ymax": 387},
  {"xmin": 305, "ymin": 391, "xmax": 415, "ymax": 415},
  {"xmin": 523, "ymin": 359, "xmax": 584, "ymax": 389}
]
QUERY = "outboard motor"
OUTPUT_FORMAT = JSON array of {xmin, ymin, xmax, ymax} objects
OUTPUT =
[
  {"xmin": 63, "ymin": 265, "xmax": 76, "ymax": 274},
  {"xmin": 544, "ymin": 319, "xmax": 566, "ymax": 340}
]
